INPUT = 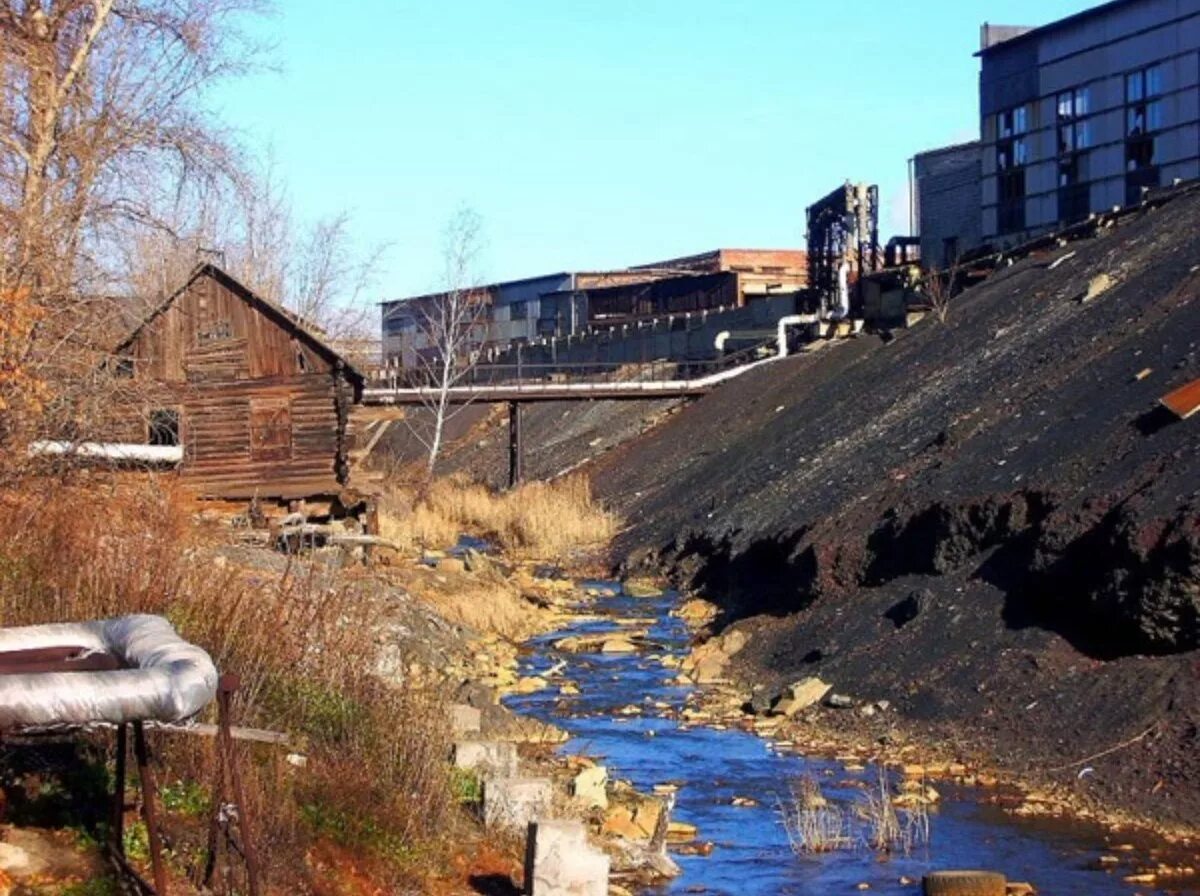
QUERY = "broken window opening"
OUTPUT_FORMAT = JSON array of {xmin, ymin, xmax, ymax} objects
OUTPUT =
[{"xmin": 148, "ymin": 409, "xmax": 181, "ymax": 447}]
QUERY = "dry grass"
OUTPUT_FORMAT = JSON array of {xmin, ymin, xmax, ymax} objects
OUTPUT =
[
  {"xmin": 379, "ymin": 473, "xmax": 617, "ymax": 560},
  {"xmin": 0, "ymin": 477, "xmax": 457, "ymax": 891},
  {"xmin": 856, "ymin": 768, "xmax": 930, "ymax": 855},
  {"xmin": 780, "ymin": 770, "xmax": 930, "ymax": 858},
  {"xmin": 779, "ymin": 776, "xmax": 852, "ymax": 854}
]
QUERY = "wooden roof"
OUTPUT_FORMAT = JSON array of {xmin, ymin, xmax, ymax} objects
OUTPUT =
[{"xmin": 116, "ymin": 263, "xmax": 365, "ymax": 398}]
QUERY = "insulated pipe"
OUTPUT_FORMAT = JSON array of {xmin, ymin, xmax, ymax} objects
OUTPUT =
[
  {"xmin": 28, "ymin": 441, "xmax": 183, "ymax": 464},
  {"xmin": 776, "ymin": 315, "xmax": 817, "ymax": 357},
  {"xmin": 0, "ymin": 615, "xmax": 218, "ymax": 728},
  {"xmin": 835, "ymin": 261, "xmax": 851, "ymax": 320}
]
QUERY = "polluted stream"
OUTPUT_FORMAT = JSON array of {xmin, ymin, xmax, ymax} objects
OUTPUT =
[{"xmin": 504, "ymin": 583, "xmax": 1192, "ymax": 896}]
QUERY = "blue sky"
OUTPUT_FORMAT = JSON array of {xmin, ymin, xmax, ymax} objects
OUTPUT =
[{"xmin": 211, "ymin": 0, "xmax": 1097, "ymax": 298}]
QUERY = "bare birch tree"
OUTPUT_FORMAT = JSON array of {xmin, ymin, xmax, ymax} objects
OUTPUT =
[{"xmin": 405, "ymin": 207, "xmax": 488, "ymax": 479}]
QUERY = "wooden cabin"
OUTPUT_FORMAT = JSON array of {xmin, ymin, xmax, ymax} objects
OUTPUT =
[{"xmin": 112, "ymin": 264, "xmax": 364, "ymax": 499}]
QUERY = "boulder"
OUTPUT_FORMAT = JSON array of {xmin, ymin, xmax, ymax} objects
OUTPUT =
[
  {"xmin": 515, "ymin": 676, "xmax": 549, "ymax": 695},
  {"xmin": 770, "ymin": 677, "xmax": 832, "ymax": 717},
  {"xmin": 622, "ymin": 579, "xmax": 664, "ymax": 598},
  {"xmin": 572, "ymin": 765, "xmax": 608, "ymax": 809}
]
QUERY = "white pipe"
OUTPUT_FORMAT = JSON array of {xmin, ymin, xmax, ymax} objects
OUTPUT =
[
  {"xmin": 28, "ymin": 441, "xmax": 183, "ymax": 464},
  {"xmin": 835, "ymin": 261, "xmax": 851, "ymax": 319},
  {"xmin": 0, "ymin": 615, "xmax": 218, "ymax": 728},
  {"xmin": 776, "ymin": 314, "xmax": 817, "ymax": 357},
  {"xmin": 714, "ymin": 331, "xmax": 731, "ymax": 352}
]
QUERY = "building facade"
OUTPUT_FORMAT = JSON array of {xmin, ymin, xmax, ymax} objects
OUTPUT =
[
  {"xmin": 979, "ymin": 0, "xmax": 1200, "ymax": 245},
  {"xmin": 113, "ymin": 264, "xmax": 364, "ymax": 499},
  {"xmin": 912, "ymin": 142, "xmax": 983, "ymax": 269},
  {"xmin": 379, "ymin": 249, "xmax": 807, "ymax": 367}
]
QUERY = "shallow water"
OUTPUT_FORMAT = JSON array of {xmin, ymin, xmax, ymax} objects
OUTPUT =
[{"xmin": 504, "ymin": 586, "xmax": 1192, "ymax": 895}]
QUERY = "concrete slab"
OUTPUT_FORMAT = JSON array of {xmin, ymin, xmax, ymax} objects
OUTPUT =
[
  {"xmin": 453, "ymin": 740, "xmax": 518, "ymax": 779},
  {"xmin": 484, "ymin": 776, "xmax": 553, "ymax": 830},
  {"xmin": 524, "ymin": 820, "xmax": 609, "ymax": 896}
]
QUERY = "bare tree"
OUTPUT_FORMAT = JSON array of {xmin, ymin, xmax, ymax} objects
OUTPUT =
[
  {"xmin": 404, "ymin": 207, "xmax": 488, "ymax": 479},
  {"xmin": 922, "ymin": 263, "xmax": 961, "ymax": 324},
  {"xmin": 291, "ymin": 211, "xmax": 388, "ymax": 343},
  {"xmin": 0, "ymin": 0, "xmax": 266, "ymax": 465}
]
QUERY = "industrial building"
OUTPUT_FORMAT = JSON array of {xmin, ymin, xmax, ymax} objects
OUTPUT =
[
  {"xmin": 914, "ymin": 0, "xmax": 1200, "ymax": 263},
  {"xmin": 380, "ymin": 249, "xmax": 806, "ymax": 368}
]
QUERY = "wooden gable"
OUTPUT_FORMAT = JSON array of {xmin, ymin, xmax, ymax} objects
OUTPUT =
[{"xmin": 119, "ymin": 265, "xmax": 361, "ymax": 392}]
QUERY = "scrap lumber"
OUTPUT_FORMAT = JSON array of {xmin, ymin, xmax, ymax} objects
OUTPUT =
[{"xmin": 1160, "ymin": 378, "xmax": 1200, "ymax": 419}]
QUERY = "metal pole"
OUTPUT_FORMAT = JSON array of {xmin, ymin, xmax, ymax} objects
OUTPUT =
[
  {"xmin": 220, "ymin": 675, "xmax": 262, "ymax": 896},
  {"xmin": 111, "ymin": 723, "xmax": 127, "ymax": 856},
  {"xmin": 507, "ymin": 401, "xmax": 522, "ymax": 489},
  {"xmin": 133, "ymin": 722, "xmax": 168, "ymax": 895}
]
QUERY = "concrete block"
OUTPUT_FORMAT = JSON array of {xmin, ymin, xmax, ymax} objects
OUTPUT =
[
  {"xmin": 453, "ymin": 740, "xmax": 518, "ymax": 779},
  {"xmin": 524, "ymin": 820, "xmax": 609, "ymax": 896},
  {"xmin": 449, "ymin": 703, "xmax": 482, "ymax": 736},
  {"xmin": 484, "ymin": 776, "xmax": 553, "ymax": 830}
]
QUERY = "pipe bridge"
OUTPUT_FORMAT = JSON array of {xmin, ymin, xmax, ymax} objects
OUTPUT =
[{"xmin": 362, "ymin": 316, "xmax": 815, "ymax": 486}]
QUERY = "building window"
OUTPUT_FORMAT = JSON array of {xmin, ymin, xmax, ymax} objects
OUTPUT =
[
  {"xmin": 1124, "ymin": 64, "xmax": 1163, "ymax": 203},
  {"xmin": 995, "ymin": 103, "xmax": 1031, "ymax": 235},
  {"xmin": 148, "ymin": 409, "xmax": 180, "ymax": 447},
  {"xmin": 510, "ymin": 300, "xmax": 528, "ymax": 321},
  {"xmin": 1057, "ymin": 86, "xmax": 1092, "ymax": 154}
]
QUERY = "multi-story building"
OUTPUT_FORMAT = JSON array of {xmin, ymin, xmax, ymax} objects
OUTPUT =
[
  {"xmin": 912, "ymin": 0, "xmax": 1199, "ymax": 265},
  {"xmin": 978, "ymin": 0, "xmax": 1200, "ymax": 245}
]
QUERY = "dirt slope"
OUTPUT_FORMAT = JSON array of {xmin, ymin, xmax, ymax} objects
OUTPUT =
[{"xmin": 591, "ymin": 189, "xmax": 1200, "ymax": 828}]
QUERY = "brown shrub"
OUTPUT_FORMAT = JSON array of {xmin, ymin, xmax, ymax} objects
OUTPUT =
[{"xmin": 0, "ymin": 476, "xmax": 457, "ymax": 891}]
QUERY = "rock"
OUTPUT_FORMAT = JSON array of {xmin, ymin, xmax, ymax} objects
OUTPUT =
[
  {"xmin": 674, "ymin": 598, "xmax": 718, "ymax": 625},
  {"xmin": 666, "ymin": 821, "xmax": 697, "ymax": 843},
  {"xmin": 572, "ymin": 765, "xmax": 609, "ymax": 809},
  {"xmin": 771, "ymin": 677, "xmax": 832, "ymax": 716},
  {"xmin": 601, "ymin": 638, "xmax": 638, "ymax": 654},
  {"xmin": 449, "ymin": 703, "xmax": 482, "ymax": 735},
  {"xmin": 483, "ymin": 776, "xmax": 553, "ymax": 830},
  {"xmin": 691, "ymin": 657, "xmax": 728, "ymax": 684},
  {"xmin": 825, "ymin": 693, "xmax": 854, "ymax": 709},
  {"xmin": 1082, "ymin": 272, "xmax": 1114, "ymax": 302},
  {"xmin": 744, "ymin": 689, "xmax": 773, "ymax": 715},
  {"xmin": 515, "ymin": 676, "xmax": 549, "ymax": 694},
  {"xmin": 622, "ymin": 579, "xmax": 664, "ymax": 598},
  {"xmin": 601, "ymin": 806, "xmax": 641, "ymax": 839},
  {"xmin": 438, "ymin": 556, "xmax": 466, "ymax": 574},
  {"xmin": 525, "ymin": 820, "xmax": 609, "ymax": 896},
  {"xmin": 0, "ymin": 845, "xmax": 33, "ymax": 875},
  {"xmin": 1006, "ymin": 883, "xmax": 1036, "ymax": 895}
]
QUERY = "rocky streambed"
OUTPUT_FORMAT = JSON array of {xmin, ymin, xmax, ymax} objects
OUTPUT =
[{"xmin": 503, "ymin": 581, "xmax": 1200, "ymax": 895}]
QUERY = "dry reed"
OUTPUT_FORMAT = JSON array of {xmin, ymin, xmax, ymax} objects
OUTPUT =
[{"xmin": 379, "ymin": 473, "xmax": 617, "ymax": 559}]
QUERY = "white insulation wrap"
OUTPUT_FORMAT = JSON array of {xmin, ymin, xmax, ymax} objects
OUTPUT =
[{"xmin": 0, "ymin": 615, "xmax": 218, "ymax": 728}]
